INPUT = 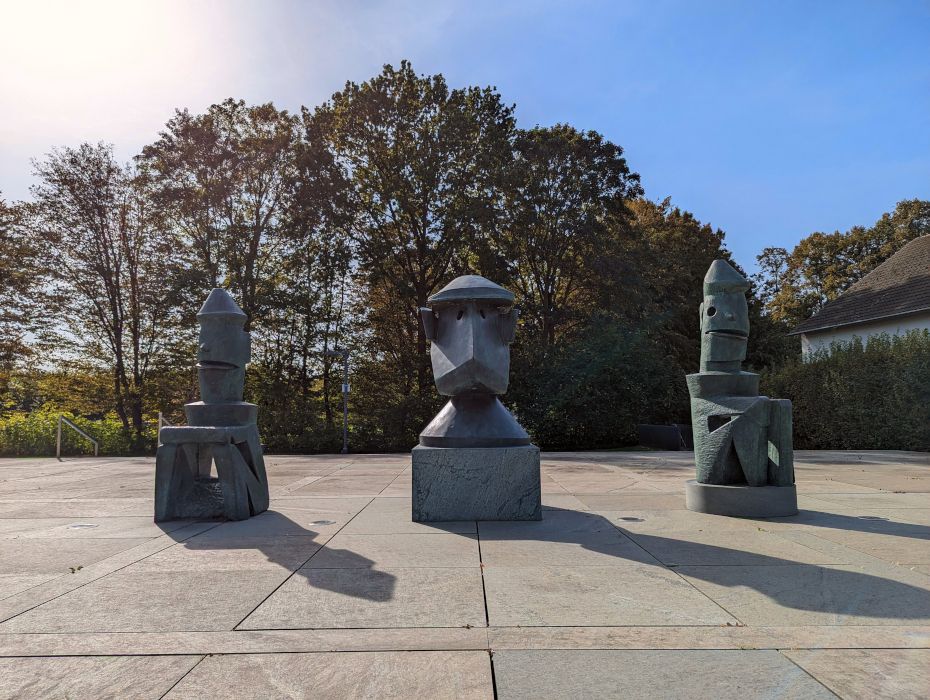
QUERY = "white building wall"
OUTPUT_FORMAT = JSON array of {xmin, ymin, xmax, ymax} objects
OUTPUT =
[{"xmin": 800, "ymin": 311, "xmax": 930, "ymax": 356}]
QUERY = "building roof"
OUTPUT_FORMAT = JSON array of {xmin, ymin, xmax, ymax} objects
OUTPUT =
[{"xmin": 790, "ymin": 235, "xmax": 930, "ymax": 336}]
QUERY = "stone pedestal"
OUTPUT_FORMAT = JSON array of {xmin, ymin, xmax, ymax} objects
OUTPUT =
[
  {"xmin": 412, "ymin": 444, "xmax": 541, "ymax": 521},
  {"xmin": 685, "ymin": 479, "xmax": 798, "ymax": 518}
]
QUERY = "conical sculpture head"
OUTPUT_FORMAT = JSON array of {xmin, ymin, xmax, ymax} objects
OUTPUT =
[
  {"xmin": 700, "ymin": 260, "xmax": 750, "ymax": 372},
  {"xmin": 420, "ymin": 275, "xmax": 519, "ymax": 396},
  {"xmin": 418, "ymin": 275, "xmax": 529, "ymax": 448},
  {"xmin": 196, "ymin": 288, "xmax": 251, "ymax": 403}
]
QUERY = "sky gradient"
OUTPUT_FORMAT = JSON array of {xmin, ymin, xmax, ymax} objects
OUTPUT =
[{"xmin": 1, "ymin": 0, "xmax": 927, "ymax": 271}]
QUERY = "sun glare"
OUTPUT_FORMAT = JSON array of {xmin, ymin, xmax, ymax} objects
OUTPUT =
[{"xmin": 0, "ymin": 0, "xmax": 233, "ymax": 147}]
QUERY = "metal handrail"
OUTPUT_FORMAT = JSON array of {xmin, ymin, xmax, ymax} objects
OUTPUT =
[
  {"xmin": 157, "ymin": 411, "xmax": 173, "ymax": 430},
  {"xmin": 56, "ymin": 415, "xmax": 99, "ymax": 459}
]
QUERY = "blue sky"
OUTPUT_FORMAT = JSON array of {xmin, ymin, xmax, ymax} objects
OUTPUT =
[{"xmin": 1, "ymin": 0, "xmax": 927, "ymax": 271}]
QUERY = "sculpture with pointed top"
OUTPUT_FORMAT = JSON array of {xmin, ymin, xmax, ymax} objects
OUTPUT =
[
  {"xmin": 412, "ymin": 275, "xmax": 541, "ymax": 521},
  {"xmin": 154, "ymin": 289, "xmax": 269, "ymax": 522},
  {"xmin": 685, "ymin": 260, "xmax": 797, "ymax": 517}
]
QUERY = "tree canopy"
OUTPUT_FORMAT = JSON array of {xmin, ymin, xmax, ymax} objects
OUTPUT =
[{"xmin": 1, "ymin": 61, "xmax": 921, "ymax": 454}]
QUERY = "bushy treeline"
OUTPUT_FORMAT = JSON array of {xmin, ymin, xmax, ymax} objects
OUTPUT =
[
  {"xmin": 763, "ymin": 331, "xmax": 930, "ymax": 450},
  {"xmin": 3, "ymin": 60, "xmax": 923, "ymax": 456},
  {"xmin": 3, "ymin": 60, "xmax": 769, "ymax": 455}
]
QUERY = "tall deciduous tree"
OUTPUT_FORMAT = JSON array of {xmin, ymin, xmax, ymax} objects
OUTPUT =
[
  {"xmin": 138, "ymin": 99, "xmax": 299, "ymax": 328},
  {"xmin": 497, "ymin": 125, "xmax": 644, "ymax": 345},
  {"xmin": 30, "ymin": 144, "xmax": 186, "ymax": 436},
  {"xmin": 0, "ymin": 196, "xmax": 39, "ymax": 407},
  {"xmin": 309, "ymin": 61, "xmax": 517, "ymax": 442},
  {"xmin": 0, "ymin": 198, "xmax": 33, "ymax": 357},
  {"xmin": 628, "ymin": 197, "xmax": 729, "ymax": 369}
]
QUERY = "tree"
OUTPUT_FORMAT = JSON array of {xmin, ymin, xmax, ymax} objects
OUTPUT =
[
  {"xmin": 627, "ymin": 198, "xmax": 730, "ymax": 370},
  {"xmin": 309, "ymin": 61, "xmax": 517, "ymax": 442},
  {"xmin": 248, "ymin": 120, "xmax": 356, "ymax": 442},
  {"xmin": 30, "ymin": 144, "xmax": 186, "ymax": 437},
  {"xmin": 138, "ymin": 99, "xmax": 299, "ymax": 328},
  {"xmin": 0, "ymin": 196, "xmax": 39, "ymax": 409},
  {"xmin": 753, "ymin": 247, "xmax": 789, "ymax": 311},
  {"xmin": 760, "ymin": 200, "xmax": 930, "ymax": 326},
  {"xmin": 496, "ymin": 125, "xmax": 644, "ymax": 345}
]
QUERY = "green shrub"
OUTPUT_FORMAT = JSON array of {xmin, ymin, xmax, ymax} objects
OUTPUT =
[
  {"xmin": 762, "ymin": 330, "xmax": 930, "ymax": 450},
  {"xmin": 0, "ymin": 408, "xmax": 157, "ymax": 456},
  {"xmin": 509, "ymin": 322, "xmax": 689, "ymax": 450}
]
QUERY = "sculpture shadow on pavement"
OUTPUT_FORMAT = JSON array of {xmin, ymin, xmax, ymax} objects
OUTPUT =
[
  {"xmin": 481, "ymin": 506, "xmax": 930, "ymax": 620},
  {"xmin": 178, "ymin": 510, "xmax": 397, "ymax": 603},
  {"xmin": 175, "ymin": 506, "xmax": 930, "ymax": 617}
]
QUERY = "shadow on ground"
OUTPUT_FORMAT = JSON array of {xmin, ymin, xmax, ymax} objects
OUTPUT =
[
  {"xmin": 175, "ymin": 505, "xmax": 930, "ymax": 618},
  {"xmin": 481, "ymin": 506, "xmax": 930, "ymax": 621},
  {"xmin": 178, "ymin": 510, "xmax": 397, "ymax": 602}
]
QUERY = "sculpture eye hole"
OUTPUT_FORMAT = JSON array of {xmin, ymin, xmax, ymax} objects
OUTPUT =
[
  {"xmin": 456, "ymin": 308, "xmax": 464, "ymax": 320},
  {"xmin": 707, "ymin": 306, "xmax": 717, "ymax": 317},
  {"xmin": 479, "ymin": 308, "xmax": 486, "ymax": 319}
]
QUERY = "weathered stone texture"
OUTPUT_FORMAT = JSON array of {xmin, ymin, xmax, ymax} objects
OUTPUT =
[{"xmin": 412, "ymin": 445, "xmax": 541, "ymax": 521}]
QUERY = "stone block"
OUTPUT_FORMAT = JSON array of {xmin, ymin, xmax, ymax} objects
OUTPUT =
[
  {"xmin": 685, "ymin": 479, "xmax": 798, "ymax": 517},
  {"xmin": 412, "ymin": 445, "xmax": 541, "ymax": 521}
]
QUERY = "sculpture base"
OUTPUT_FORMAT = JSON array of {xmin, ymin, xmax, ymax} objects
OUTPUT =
[
  {"xmin": 412, "ymin": 445, "xmax": 541, "ymax": 521},
  {"xmin": 686, "ymin": 479, "xmax": 798, "ymax": 518},
  {"xmin": 154, "ymin": 424, "xmax": 269, "ymax": 522}
]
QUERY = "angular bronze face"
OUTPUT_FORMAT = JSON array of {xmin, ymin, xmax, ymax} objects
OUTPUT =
[
  {"xmin": 197, "ymin": 319, "xmax": 251, "ymax": 370},
  {"xmin": 419, "ymin": 274, "xmax": 519, "ymax": 397},
  {"xmin": 700, "ymin": 291, "xmax": 749, "ymax": 367},
  {"xmin": 427, "ymin": 300, "xmax": 517, "ymax": 396},
  {"xmin": 195, "ymin": 288, "xmax": 252, "ymax": 403},
  {"xmin": 699, "ymin": 260, "xmax": 751, "ymax": 371}
]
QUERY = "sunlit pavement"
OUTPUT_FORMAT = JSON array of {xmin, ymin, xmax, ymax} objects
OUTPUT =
[{"xmin": 0, "ymin": 450, "xmax": 928, "ymax": 698}]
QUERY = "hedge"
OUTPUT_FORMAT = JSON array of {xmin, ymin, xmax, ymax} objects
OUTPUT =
[{"xmin": 762, "ymin": 330, "xmax": 930, "ymax": 450}]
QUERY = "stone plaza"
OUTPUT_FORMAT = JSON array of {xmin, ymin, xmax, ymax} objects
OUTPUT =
[{"xmin": 1, "ymin": 450, "xmax": 929, "ymax": 698}]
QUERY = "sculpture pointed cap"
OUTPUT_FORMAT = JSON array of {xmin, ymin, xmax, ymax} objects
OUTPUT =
[
  {"xmin": 198, "ymin": 288, "xmax": 247, "ymax": 319},
  {"xmin": 428, "ymin": 275, "xmax": 515, "ymax": 305},
  {"xmin": 703, "ymin": 259, "xmax": 750, "ymax": 294}
]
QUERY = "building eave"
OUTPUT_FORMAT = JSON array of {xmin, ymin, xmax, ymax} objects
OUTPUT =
[{"xmin": 787, "ymin": 306, "xmax": 930, "ymax": 336}]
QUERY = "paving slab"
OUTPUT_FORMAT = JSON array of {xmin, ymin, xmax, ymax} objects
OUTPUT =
[
  {"xmin": 805, "ymin": 493, "xmax": 930, "ymax": 509},
  {"xmin": 624, "ymin": 529, "xmax": 850, "ymax": 566},
  {"xmin": 0, "ymin": 569, "xmax": 289, "ymax": 632},
  {"xmin": 1, "ymin": 451, "xmax": 929, "ymax": 698},
  {"xmin": 0, "ymin": 627, "xmax": 491, "ymax": 656},
  {"xmin": 130, "ymin": 539, "xmax": 322, "ymax": 572},
  {"xmin": 677, "ymin": 563, "xmax": 930, "ymax": 625},
  {"xmin": 293, "ymin": 474, "xmax": 397, "ymax": 496},
  {"xmin": 0, "ymin": 574, "xmax": 56, "ymax": 601},
  {"xmin": 575, "ymin": 493, "xmax": 687, "ymax": 510},
  {"xmin": 492, "ymin": 650, "xmax": 836, "ymax": 700},
  {"xmin": 478, "ymin": 534, "xmax": 659, "ymax": 567},
  {"xmin": 188, "ymin": 509, "xmax": 347, "ymax": 543},
  {"xmin": 239, "ymin": 566, "xmax": 486, "ymax": 629},
  {"xmin": 305, "ymin": 533, "xmax": 480, "ymax": 568},
  {"xmin": 0, "ymin": 537, "xmax": 154, "ymax": 574},
  {"xmin": 0, "ymin": 655, "xmax": 202, "ymax": 700},
  {"xmin": 341, "ymin": 497, "xmax": 475, "ymax": 534},
  {"xmin": 487, "ymin": 625, "xmax": 930, "ymax": 651},
  {"xmin": 783, "ymin": 649, "xmax": 930, "ymax": 700},
  {"xmin": 164, "ymin": 650, "xmax": 493, "ymax": 699},
  {"xmin": 0, "ymin": 516, "xmax": 193, "ymax": 539},
  {"xmin": 803, "ymin": 527, "xmax": 930, "ymax": 565},
  {"xmin": 483, "ymin": 565, "xmax": 736, "ymax": 626},
  {"xmin": 0, "ymin": 497, "xmax": 153, "ymax": 518}
]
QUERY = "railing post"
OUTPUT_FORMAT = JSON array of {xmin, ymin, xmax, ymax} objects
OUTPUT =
[{"xmin": 56, "ymin": 415, "xmax": 99, "ymax": 459}]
